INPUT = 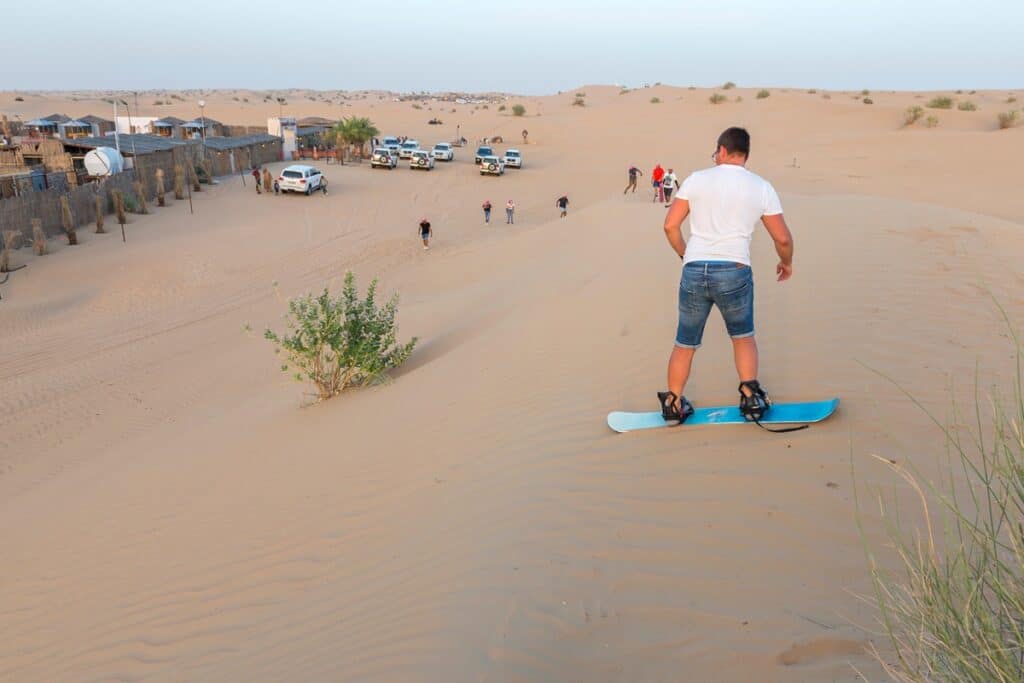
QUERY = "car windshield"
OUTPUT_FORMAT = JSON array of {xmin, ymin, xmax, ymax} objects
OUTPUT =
[
  {"xmin": 507, "ymin": 151, "xmax": 520, "ymax": 157},
  {"xmin": 402, "ymin": 142, "xmax": 417, "ymax": 148},
  {"xmin": 283, "ymin": 170, "xmax": 303, "ymax": 178},
  {"xmin": 435, "ymin": 144, "xmax": 448, "ymax": 149},
  {"xmin": 478, "ymin": 147, "xmax": 492, "ymax": 153},
  {"xmin": 383, "ymin": 138, "xmax": 398, "ymax": 145}
]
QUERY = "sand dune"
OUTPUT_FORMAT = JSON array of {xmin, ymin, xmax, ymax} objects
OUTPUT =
[{"xmin": 1, "ymin": 86, "xmax": 1023, "ymax": 681}]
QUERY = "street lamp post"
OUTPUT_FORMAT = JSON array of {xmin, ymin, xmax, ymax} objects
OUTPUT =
[{"xmin": 198, "ymin": 99, "xmax": 206, "ymax": 140}]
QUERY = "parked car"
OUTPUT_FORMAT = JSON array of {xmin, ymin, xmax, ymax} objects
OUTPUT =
[
  {"xmin": 409, "ymin": 150, "xmax": 436, "ymax": 170},
  {"xmin": 278, "ymin": 164, "xmax": 325, "ymax": 194},
  {"xmin": 371, "ymin": 148, "xmax": 398, "ymax": 169},
  {"xmin": 479, "ymin": 155, "xmax": 505, "ymax": 176},
  {"xmin": 399, "ymin": 140, "xmax": 419, "ymax": 159},
  {"xmin": 432, "ymin": 142, "xmax": 454, "ymax": 161},
  {"xmin": 502, "ymin": 149, "xmax": 522, "ymax": 168},
  {"xmin": 381, "ymin": 136, "xmax": 400, "ymax": 148},
  {"xmin": 474, "ymin": 145, "xmax": 494, "ymax": 164}
]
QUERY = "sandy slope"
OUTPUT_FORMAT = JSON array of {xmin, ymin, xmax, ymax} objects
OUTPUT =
[{"xmin": 1, "ymin": 86, "xmax": 1023, "ymax": 682}]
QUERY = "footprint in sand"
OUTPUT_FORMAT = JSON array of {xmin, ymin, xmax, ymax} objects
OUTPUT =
[{"xmin": 775, "ymin": 638, "xmax": 865, "ymax": 666}]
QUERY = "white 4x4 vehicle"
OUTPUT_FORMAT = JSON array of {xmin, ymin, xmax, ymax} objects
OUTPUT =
[
  {"xmin": 479, "ymin": 155, "xmax": 505, "ymax": 176},
  {"xmin": 278, "ymin": 164, "xmax": 325, "ymax": 194},
  {"xmin": 371, "ymin": 148, "xmax": 398, "ymax": 169},
  {"xmin": 502, "ymin": 149, "xmax": 522, "ymax": 168},
  {"xmin": 398, "ymin": 140, "xmax": 419, "ymax": 159},
  {"xmin": 431, "ymin": 143, "xmax": 454, "ymax": 161},
  {"xmin": 409, "ymin": 150, "xmax": 435, "ymax": 170}
]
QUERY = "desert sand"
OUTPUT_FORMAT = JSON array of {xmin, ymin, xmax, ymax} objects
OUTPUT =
[{"xmin": 1, "ymin": 85, "xmax": 1023, "ymax": 682}]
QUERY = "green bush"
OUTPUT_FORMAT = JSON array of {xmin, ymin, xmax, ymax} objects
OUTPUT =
[
  {"xmin": 861, "ymin": 89, "xmax": 871, "ymax": 96},
  {"xmin": 709, "ymin": 93, "xmax": 726, "ymax": 104},
  {"xmin": 957, "ymin": 101, "xmax": 978, "ymax": 111},
  {"xmin": 264, "ymin": 272, "xmax": 417, "ymax": 401},
  {"xmin": 1008, "ymin": 97, "xmax": 1017, "ymax": 104},
  {"xmin": 904, "ymin": 106, "xmax": 924, "ymax": 126},
  {"xmin": 722, "ymin": 81, "xmax": 736, "ymax": 90},
  {"xmin": 862, "ymin": 322, "xmax": 1024, "ymax": 682},
  {"xmin": 498, "ymin": 104, "xmax": 506, "ymax": 111},
  {"xmin": 572, "ymin": 95, "xmax": 585, "ymax": 107},
  {"xmin": 511, "ymin": 104, "xmax": 526, "ymax": 116},
  {"xmin": 928, "ymin": 96, "xmax": 954, "ymax": 109},
  {"xmin": 998, "ymin": 111, "xmax": 1019, "ymax": 130},
  {"xmin": 863, "ymin": 97, "xmax": 874, "ymax": 104},
  {"xmin": 650, "ymin": 96, "xmax": 661, "ymax": 104},
  {"xmin": 925, "ymin": 115, "xmax": 940, "ymax": 128},
  {"xmin": 756, "ymin": 89, "xmax": 770, "ymax": 99}
]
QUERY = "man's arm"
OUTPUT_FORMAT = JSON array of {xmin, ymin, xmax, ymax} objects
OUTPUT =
[
  {"xmin": 761, "ymin": 213, "xmax": 794, "ymax": 281},
  {"xmin": 663, "ymin": 198, "xmax": 690, "ymax": 259}
]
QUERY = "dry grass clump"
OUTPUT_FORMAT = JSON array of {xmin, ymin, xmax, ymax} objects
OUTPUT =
[
  {"xmin": 822, "ymin": 93, "xmax": 832, "ymax": 100},
  {"xmin": 756, "ymin": 89, "xmax": 770, "ymax": 99},
  {"xmin": 511, "ymin": 104, "xmax": 526, "ymax": 116},
  {"xmin": 174, "ymin": 165, "xmax": 184, "ymax": 199},
  {"xmin": 925, "ymin": 115, "xmax": 940, "ymax": 128},
  {"xmin": 650, "ymin": 96, "xmax": 661, "ymax": 104},
  {"xmin": 807, "ymin": 89, "xmax": 817, "ymax": 94},
  {"xmin": 863, "ymin": 97, "xmax": 874, "ymax": 104},
  {"xmin": 112, "ymin": 189, "xmax": 126, "ymax": 225},
  {"xmin": 861, "ymin": 320, "xmax": 1024, "ymax": 682},
  {"xmin": 133, "ymin": 181, "xmax": 148, "ymax": 214},
  {"xmin": 722, "ymin": 81, "xmax": 736, "ymax": 90},
  {"xmin": 94, "ymin": 195, "xmax": 105, "ymax": 233},
  {"xmin": 32, "ymin": 219, "xmax": 46, "ymax": 255},
  {"xmin": 1008, "ymin": 96, "xmax": 1017, "ymax": 104},
  {"xmin": 904, "ymin": 106, "xmax": 924, "ymax": 126},
  {"xmin": 572, "ymin": 94, "xmax": 585, "ymax": 107},
  {"xmin": 998, "ymin": 111, "xmax": 1020, "ymax": 130},
  {"xmin": 927, "ymin": 96, "xmax": 954, "ymax": 109},
  {"xmin": 708, "ymin": 93, "xmax": 726, "ymax": 104},
  {"xmin": 155, "ymin": 169, "xmax": 165, "ymax": 206},
  {"xmin": 957, "ymin": 101, "xmax": 978, "ymax": 111},
  {"xmin": 1, "ymin": 230, "xmax": 19, "ymax": 272},
  {"xmin": 60, "ymin": 195, "xmax": 76, "ymax": 245}
]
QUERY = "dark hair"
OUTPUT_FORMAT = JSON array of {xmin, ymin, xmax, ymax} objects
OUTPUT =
[{"xmin": 717, "ymin": 127, "xmax": 750, "ymax": 157}]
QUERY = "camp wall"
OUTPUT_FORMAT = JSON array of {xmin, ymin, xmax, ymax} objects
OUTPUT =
[{"xmin": 204, "ymin": 139, "xmax": 283, "ymax": 177}]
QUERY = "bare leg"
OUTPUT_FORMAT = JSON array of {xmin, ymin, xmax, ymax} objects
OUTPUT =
[
  {"xmin": 732, "ymin": 336, "xmax": 758, "ymax": 388},
  {"xmin": 667, "ymin": 345, "xmax": 697, "ymax": 399}
]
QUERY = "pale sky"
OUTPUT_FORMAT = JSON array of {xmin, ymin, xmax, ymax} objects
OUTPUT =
[{"xmin": 3, "ymin": 0, "xmax": 1021, "ymax": 93}]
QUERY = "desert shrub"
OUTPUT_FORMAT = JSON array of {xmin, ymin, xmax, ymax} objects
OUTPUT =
[
  {"xmin": 925, "ymin": 115, "xmax": 940, "ymax": 128},
  {"xmin": 155, "ymin": 168, "xmax": 165, "ymax": 206},
  {"xmin": 904, "ymin": 106, "xmax": 924, "ymax": 126},
  {"xmin": 807, "ymin": 89, "xmax": 817, "ymax": 94},
  {"xmin": 822, "ymin": 93, "xmax": 832, "ymax": 99},
  {"xmin": 32, "ymin": 219, "xmax": 46, "ymax": 255},
  {"xmin": 862, "ymin": 89, "xmax": 871, "ymax": 96},
  {"xmin": 756, "ymin": 89, "xmax": 770, "ymax": 99},
  {"xmin": 1008, "ymin": 97, "xmax": 1017, "ymax": 104},
  {"xmin": 14, "ymin": 96, "xmax": 24, "ymax": 102},
  {"xmin": 722, "ymin": 81, "xmax": 736, "ymax": 90},
  {"xmin": 1, "ymin": 230, "xmax": 19, "ymax": 272},
  {"xmin": 264, "ymin": 272, "xmax": 417, "ymax": 401},
  {"xmin": 619, "ymin": 88, "xmax": 629, "ymax": 95},
  {"xmin": 862, "ymin": 325, "xmax": 1024, "ymax": 683},
  {"xmin": 511, "ymin": 104, "xmax": 526, "ymax": 116},
  {"xmin": 60, "ymin": 195, "xmax": 76, "ymax": 245},
  {"xmin": 498, "ymin": 104, "xmax": 506, "ymax": 111},
  {"xmin": 863, "ymin": 97, "xmax": 874, "ymax": 104},
  {"xmin": 572, "ymin": 95, "xmax": 585, "ymax": 107},
  {"xmin": 955, "ymin": 89, "xmax": 963, "ymax": 94},
  {"xmin": 708, "ymin": 93, "xmax": 726, "ymax": 104},
  {"xmin": 411, "ymin": 103, "xmax": 422, "ymax": 110},
  {"xmin": 927, "ymin": 96, "xmax": 953, "ymax": 109},
  {"xmin": 998, "ymin": 111, "xmax": 1019, "ymax": 130},
  {"xmin": 133, "ymin": 181, "xmax": 148, "ymax": 214},
  {"xmin": 957, "ymin": 101, "xmax": 977, "ymax": 111},
  {"xmin": 112, "ymin": 190, "xmax": 126, "ymax": 224},
  {"xmin": 173, "ymin": 165, "xmax": 184, "ymax": 199},
  {"xmin": 650, "ymin": 96, "xmax": 662, "ymax": 104}
]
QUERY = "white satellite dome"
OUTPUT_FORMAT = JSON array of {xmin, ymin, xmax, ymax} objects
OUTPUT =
[{"xmin": 84, "ymin": 147, "xmax": 124, "ymax": 176}]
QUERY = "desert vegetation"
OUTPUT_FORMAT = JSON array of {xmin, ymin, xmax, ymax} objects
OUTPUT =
[
  {"xmin": 925, "ymin": 116, "xmax": 940, "ymax": 128},
  {"xmin": 722, "ymin": 81, "xmax": 736, "ymax": 90},
  {"xmin": 904, "ymin": 106, "xmax": 924, "ymax": 126},
  {"xmin": 709, "ymin": 93, "xmax": 726, "ymax": 104},
  {"xmin": 927, "ymin": 96, "xmax": 954, "ymax": 109},
  {"xmin": 650, "ymin": 97, "xmax": 661, "ymax": 104},
  {"xmin": 957, "ymin": 101, "xmax": 977, "ymax": 111},
  {"xmin": 756, "ymin": 89, "xmax": 770, "ymax": 99},
  {"xmin": 511, "ymin": 104, "xmax": 526, "ymax": 116},
  {"xmin": 998, "ymin": 111, "xmax": 1019, "ymax": 130},
  {"xmin": 264, "ymin": 272, "xmax": 417, "ymax": 402}
]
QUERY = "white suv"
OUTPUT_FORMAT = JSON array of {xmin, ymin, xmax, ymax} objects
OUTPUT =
[
  {"xmin": 502, "ymin": 149, "xmax": 522, "ymax": 168},
  {"xmin": 431, "ymin": 143, "xmax": 454, "ymax": 161},
  {"xmin": 398, "ymin": 140, "xmax": 419, "ymax": 159},
  {"xmin": 278, "ymin": 165, "xmax": 325, "ymax": 194},
  {"xmin": 371, "ymin": 148, "xmax": 398, "ymax": 169},
  {"xmin": 479, "ymin": 156, "xmax": 505, "ymax": 176},
  {"xmin": 409, "ymin": 150, "xmax": 435, "ymax": 170}
]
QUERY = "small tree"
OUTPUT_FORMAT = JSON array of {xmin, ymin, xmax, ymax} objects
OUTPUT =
[
  {"xmin": 265, "ymin": 272, "xmax": 417, "ymax": 401},
  {"xmin": 60, "ymin": 195, "xmax": 77, "ymax": 245},
  {"xmin": 31, "ymin": 219, "xmax": 46, "ymax": 256},
  {"xmin": 511, "ymin": 104, "xmax": 526, "ymax": 117},
  {"xmin": 904, "ymin": 106, "xmax": 924, "ymax": 126},
  {"xmin": 756, "ymin": 89, "xmax": 770, "ymax": 99}
]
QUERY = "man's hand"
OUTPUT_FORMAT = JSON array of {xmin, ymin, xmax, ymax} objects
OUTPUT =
[{"xmin": 776, "ymin": 262, "xmax": 793, "ymax": 281}]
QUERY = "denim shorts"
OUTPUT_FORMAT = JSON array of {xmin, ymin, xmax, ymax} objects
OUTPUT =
[{"xmin": 675, "ymin": 261, "xmax": 754, "ymax": 348}]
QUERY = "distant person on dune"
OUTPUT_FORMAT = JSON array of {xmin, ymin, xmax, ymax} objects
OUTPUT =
[
  {"xmin": 506, "ymin": 199, "xmax": 515, "ymax": 224},
  {"xmin": 624, "ymin": 165, "xmax": 643, "ymax": 194},
  {"xmin": 252, "ymin": 166, "xmax": 262, "ymax": 194},
  {"xmin": 419, "ymin": 218, "xmax": 432, "ymax": 250},
  {"xmin": 658, "ymin": 127, "xmax": 794, "ymax": 425},
  {"xmin": 482, "ymin": 199, "xmax": 492, "ymax": 224},
  {"xmin": 556, "ymin": 195, "xmax": 569, "ymax": 218},
  {"xmin": 651, "ymin": 163, "xmax": 665, "ymax": 203},
  {"xmin": 662, "ymin": 168, "xmax": 679, "ymax": 207}
]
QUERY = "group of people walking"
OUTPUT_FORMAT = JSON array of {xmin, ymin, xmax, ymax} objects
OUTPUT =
[
  {"xmin": 624, "ymin": 163, "xmax": 678, "ymax": 206},
  {"xmin": 419, "ymin": 194, "xmax": 572, "ymax": 251}
]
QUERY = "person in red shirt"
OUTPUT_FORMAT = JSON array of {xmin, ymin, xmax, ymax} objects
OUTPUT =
[{"xmin": 651, "ymin": 164, "xmax": 665, "ymax": 203}]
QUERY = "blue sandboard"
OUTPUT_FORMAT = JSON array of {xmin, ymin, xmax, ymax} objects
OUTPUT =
[{"xmin": 607, "ymin": 398, "xmax": 839, "ymax": 433}]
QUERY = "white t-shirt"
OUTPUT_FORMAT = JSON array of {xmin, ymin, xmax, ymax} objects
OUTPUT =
[{"xmin": 677, "ymin": 164, "xmax": 783, "ymax": 266}]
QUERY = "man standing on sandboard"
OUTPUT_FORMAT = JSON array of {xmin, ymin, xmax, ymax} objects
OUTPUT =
[{"xmin": 659, "ymin": 127, "xmax": 795, "ymax": 425}]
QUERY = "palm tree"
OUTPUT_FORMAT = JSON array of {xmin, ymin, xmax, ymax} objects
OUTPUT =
[{"xmin": 329, "ymin": 116, "xmax": 379, "ymax": 160}]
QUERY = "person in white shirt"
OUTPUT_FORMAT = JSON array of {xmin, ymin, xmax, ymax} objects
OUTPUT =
[
  {"xmin": 662, "ymin": 168, "xmax": 679, "ymax": 207},
  {"xmin": 658, "ymin": 127, "xmax": 794, "ymax": 424}
]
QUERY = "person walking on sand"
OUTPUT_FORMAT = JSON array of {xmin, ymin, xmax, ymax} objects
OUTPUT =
[
  {"xmin": 624, "ymin": 165, "xmax": 643, "ymax": 194},
  {"xmin": 662, "ymin": 168, "xmax": 679, "ymax": 207},
  {"xmin": 419, "ymin": 218, "xmax": 433, "ymax": 250},
  {"xmin": 506, "ymin": 199, "xmax": 515, "ymax": 224},
  {"xmin": 657, "ymin": 127, "xmax": 794, "ymax": 425},
  {"xmin": 482, "ymin": 199, "xmax": 492, "ymax": 224},
  {"xmin": 556, "ymin": 194, "xmax": 569, "ymax": 218},
  {"xmin": 651, "ymin": 163, "xmax": 665, "ymax": 203},
  {"xmin": 252, "ymin": 166, "xmax": 262, "ymax": 194}
]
